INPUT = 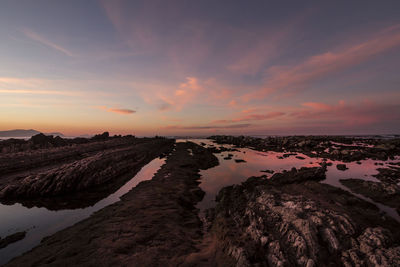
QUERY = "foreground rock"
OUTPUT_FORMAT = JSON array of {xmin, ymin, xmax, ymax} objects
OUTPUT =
[
  {"xmin": 341, "ymin": 178, "xmax": 400, "ymax": 214},
  {"xmin": 5, "ymin": 142, "xmax": 218, "ymax": 266},
  {"xmin": 205, "ymin": 167, "xmax": 400, "ymax": 266},
  {"xmin": 0, "ymin": 137, "xmax": 174, "ymax": 210}
]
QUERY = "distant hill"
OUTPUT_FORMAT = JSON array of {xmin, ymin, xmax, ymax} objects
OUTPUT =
[{"xmin": 0, "ymin": 129, "xmax": 64, "ymax": 138}]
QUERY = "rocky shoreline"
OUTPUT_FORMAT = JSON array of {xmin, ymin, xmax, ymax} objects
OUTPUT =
[
  {"xmin": 1, "ymin": 135, "xmax": 400, "ymax": 266},
  {"xmin": 0, "ymin": 134, "xmax": 174, "ymax": 210},
  {"xmin": 209, "ymin": 135, "xmax": 400, "ymax": 162},
  {"xmin": 5, "ymin": 142, "xmax": 219, "ymax": 266},
  {"xmin": 205, "ymin": 167, "xmax": 400, "ymax": 266}
]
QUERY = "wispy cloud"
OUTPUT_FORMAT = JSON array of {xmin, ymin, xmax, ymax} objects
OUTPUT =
[
  {"xmin": 0, "ymin": 89, "xmax": 81, "ymax": 96},
  {"xmin": 22, "ymin": 28, "xmax": 75, "ymax": 57},
  {"xmin": 96, "ymin": 106, "xmax": 136, "ymax": 115},
  {"xmin": 289, "ymin": 100, "xmax": 400, "ymax": 126},
  {"xmin": 212, "ymin": 112, "xmax": 285, "ymax": 124},
  {"xmin": 0, "ymin": 77, "xmax": 82, "ymax": 96},
  {"xmin": 164, "ymin": 123, "xmax": 251, "ymax": 130},
  {"xmin": 243, "ymin": 24, "xmax": 400, "ymax": 100},
  {"xmin": 143, "ymin": 76, "xmax": 203, "ymax": 112}
]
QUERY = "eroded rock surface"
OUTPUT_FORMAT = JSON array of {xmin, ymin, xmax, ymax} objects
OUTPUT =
[
  {"xmin": 0, "ymin": 137, "xmax": 174, "ymax": 209},
  {"xmin": 206, "ymin": 168, "xmax": 400, "ymax": 266}
]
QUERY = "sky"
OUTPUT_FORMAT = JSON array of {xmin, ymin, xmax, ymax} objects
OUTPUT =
[{"xmin": 0, "ymin": 0, "xmax": 400, "ymax": 136}]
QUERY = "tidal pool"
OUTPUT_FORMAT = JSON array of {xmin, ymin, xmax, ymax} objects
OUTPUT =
[{"xmin": 184, "ymin": 139, "xmax": 400, "ymax": 222}]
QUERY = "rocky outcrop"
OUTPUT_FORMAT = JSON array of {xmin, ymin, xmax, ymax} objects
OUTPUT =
[
  {"xmin": 269, "ymin": 166, "xmax": 326, "ymax": 184},
  {"xmin": 5, "ymin": 142, "xmax": 219, "ymax": 266},
  {"xmin": 373, "ymin": 166, "xmax": 400, "ymax": 184},
  {"xmin": 0, "ymin": 138, "xmax": 174, "ymax": 209},
  {"xmin": 341, "ymin": 178, "xmax": 400, "ymax": 213},
  {"xmin": 207, "ymin": 167, "xmax": 400, "ymax": 266},
  {"xmin": 209, "ymin": 135, "xmax": 400, "ymax": 162}
]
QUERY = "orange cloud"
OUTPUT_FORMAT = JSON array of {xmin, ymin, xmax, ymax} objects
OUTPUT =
[
  {"xmin": 97, "ymin": 106, "xmax": 136, "ymax": 115},
  {"xmin": 243, "ymin": 24, "xmax": 400, "ymax": 100}
]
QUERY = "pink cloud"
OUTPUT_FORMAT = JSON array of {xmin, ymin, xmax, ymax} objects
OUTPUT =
[
  {"xmin": 96, "ymin": 106, "xmax": 136, "ymax": 115},
  {"xmin": 290, "ymin": 100, "xmax": 400, "ymax": 126},
  {"xmin": 164, "ymin": 124, "xmax": 251, "ymax": 130},
  {"xmin": 212, "ymin": 111, "xmax": 285, "ymax": 124},
  {"xmin": 142, "ymin": 76, "xmax": 204, "ymax": 112},
  {"xmin": 243, "ymin": 24, "xmax": 400, "ymax": 100}
]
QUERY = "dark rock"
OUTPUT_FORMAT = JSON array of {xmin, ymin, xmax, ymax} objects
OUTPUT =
[
  {"xmin": 373, "ymin": 166, "xmax": 400, "ymax": 184},
  {"xmin": 207, "ymin": 168, "xmax": 400, "ymax": 266},
  {"xmin": 269, "ymin": 166, "xmax": 326, "ymax": 185},
  {"xmin": 0, "ymin": 231, "xmax": 26, "ymax": 249},
  {"xmin": 234, "ymin": 159, "xmax": 246, "ymax": 163},
  {"xmin": 336, "ymin": 164, "xmax": 348, "ymax": 171},
  {"xmin": 340, "ymin": 178, "xmax": 400, "ymax": 211}
]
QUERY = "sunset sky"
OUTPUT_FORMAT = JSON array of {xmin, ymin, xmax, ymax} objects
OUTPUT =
[{"xmin": 1, "ymin": 0, "xmax": 400, "ymax": 136}]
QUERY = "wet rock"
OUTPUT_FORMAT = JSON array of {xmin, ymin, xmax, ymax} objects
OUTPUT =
[
  {"xmin": 340, "ymin": 178, "xmax": 400, "ymax": 212},
  {"xmin": 336, "ymin": 164, "xmax": 348, "ymax": 171},
  {"xmin": 234, "ymin": 159, "xmax": 246, "ymax": 163},
  {"xmin": 295, "ymin": 156, "xmax": 306, "ymax": 160},
  {"xmin": 269, "ymin": 166, "xmax": 326, "ymax": 185},
  {"xmin": 373, "ymin": 166, "xmax": 400, "ymax": 184},
  {"xmin": 0, "ymin": 231, "xmax": 26, "ymax": 249}
]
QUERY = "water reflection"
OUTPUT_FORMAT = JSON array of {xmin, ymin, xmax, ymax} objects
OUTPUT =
[
  {"xmin": 185, "ymin": 139, "xmax": 400, "ymax": 222},
  {"xmin": 0, "ymin": 157, "xmax": 165, "ymax": 265}
]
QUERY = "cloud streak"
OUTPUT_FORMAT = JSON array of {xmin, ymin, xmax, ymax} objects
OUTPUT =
[
  {"xmin": 164, "ymin": 123, "xmax": 251, "ymax": 130},
  {"xmin": 97, "ymin": 106, "xmax": 136, "ymax": 115},
  {"xmin": 22, "ymin": 29, "xmax": 75, "ymax": 57},
  {"xmin": 212, "ymin": 112, "xmax": 285, "ymax": 124}
]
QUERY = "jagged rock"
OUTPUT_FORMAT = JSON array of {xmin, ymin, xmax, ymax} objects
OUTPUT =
[{"xmin": 208, "ymin": 167, "xmax": 400, "ymax": 266}]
